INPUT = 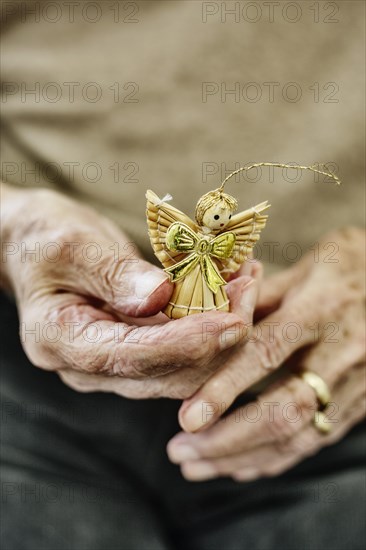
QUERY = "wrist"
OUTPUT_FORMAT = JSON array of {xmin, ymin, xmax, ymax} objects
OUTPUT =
[
  {"xmin": 0, "ymin": 183, "xmax": 36, "ymax": 291},
  {"xmin": 1, "ymin": 183, "xmax": 35, "ymax": 240}
]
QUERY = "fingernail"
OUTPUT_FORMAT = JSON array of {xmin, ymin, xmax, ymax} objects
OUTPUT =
[
  {"xmin": 135, "ymin": 271, "xmax": 168, "ymax": 300},
  {"xmin": 240, "ymin": 280, "xmax": 256, "ymax": 317},
  {"xmin": 168, "ymin": 444, "xmax": 200, "ymax": 463},
  {"xmin": 182, "ymin": 461, "xmax": 217, "ymax": 481},
  {"xmin": 180, "ymin": 400, "xmax": 214, "ymax": 433}
]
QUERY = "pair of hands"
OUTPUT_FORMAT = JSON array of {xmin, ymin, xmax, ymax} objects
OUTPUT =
[{"xmin": 2, "ymin": 185, "xmax": 365, "ymax": 482}]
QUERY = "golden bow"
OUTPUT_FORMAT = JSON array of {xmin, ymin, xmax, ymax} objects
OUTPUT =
[{"xmin": 164, "ymin": 222, "xmax": 236, "ymax": 293}]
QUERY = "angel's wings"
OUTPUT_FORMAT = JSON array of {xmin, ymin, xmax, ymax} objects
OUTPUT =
[
  {"xmin": 146, "ymin": 190, "xmax": 198, "ymax": 268},
  {"xmin": 216, "ymin": 201, "xmax": 270, "ymax": 276}
]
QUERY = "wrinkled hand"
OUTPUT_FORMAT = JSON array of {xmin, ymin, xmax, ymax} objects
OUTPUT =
[
  {"xmin": 1, "ymin": 184, "xmax": 258, "ymax": 399},
  {"xmin": 168, "ymin": 228, "xmax": 366, "ymax": 480}
]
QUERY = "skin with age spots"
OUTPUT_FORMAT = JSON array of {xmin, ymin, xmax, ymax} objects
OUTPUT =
[
  {"xmin": 2, "ymin": 184, "xmax": 364, "ymax": 483},
  {"xmin": 1, "ymin": 183, "xmax": 258, "ymax": 400},
  {"xmin": 167, "ymin": 228, "xmax": 366, "ymax": 482}
]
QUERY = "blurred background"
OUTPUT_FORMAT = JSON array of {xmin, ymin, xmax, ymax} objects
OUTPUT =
[{"xmin": 1, "ymin": 0, "xmax": 365, "ymax": 267}]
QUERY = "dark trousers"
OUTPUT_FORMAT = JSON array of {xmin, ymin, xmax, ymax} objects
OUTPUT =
[{"xmin": 1, "ymin": 291, "xmax": 365, "ymax": 550}]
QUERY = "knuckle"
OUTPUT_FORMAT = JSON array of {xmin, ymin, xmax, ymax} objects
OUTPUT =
[
  {"xmin": 188, "ymin": 344, "xmax": 207, "ymax": 364},
  {"xmin": 211, "ymin": 438, "xmax": 235, "ymax": 457},
  {"xmin": 22, "ymin": 338, "xmax": 52, "ymax": 370},
  {"xmin": 288, "ymin": 378, "xmax": 317, "ymax": 416},
  {"xmin": 105, "ymin": 343, "xmax": 136, "ymax": 378},
  {"xmin": 184, "ymin": 320, "xmax": 221, "ymax": 364},
  {"xmin": 176, "ymin": 342, "xmax": 208, "ymax": 369},
  {"xmin": 274, "ymin": 423, "xmax": 319, "ymax": 458},
  {"xmin": 253, "ymin": 335, "xmax": 288, "ymax": 370},
  {"xmin": 33, "ymin": 227, "xmax": 87, "ymax": 271},
  {"xmin": 37, "ymin": 227, "xmax": 108, "ymax": 271},
  {"xmin": 114, "ymin": 345, "xmax": 175, "ymax": 380},
  {"xmin": 274, "ymin": 436, "xmax": 303, "ymax": 456},
  {"xmin": 266, "ymin": 413, "xmax": 297, "ymax": 441},
  {"xmin": 188, "ymin": 330, "xmax": 221, "ymax": 365},
  {"xmin": 19, "ymin": 313, "xmax": 55, "ymax": 370},
  {"xmin": 206, "ymin": 371, "xmax": 238, "ymax": 405},
  {"xmin": 264, "ymin": 397, "xmax": 301, "ymax": 442},
  {"xmin": 260, "ymin": 378, "xmax": 314, "ymax": 443},
  {"xmin": 38, "ymin": 227, "xmax": 79, "ymax": 251}
]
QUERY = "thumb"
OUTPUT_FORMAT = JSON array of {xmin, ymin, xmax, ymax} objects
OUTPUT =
[
  {"xmin": 67, "ymin": 240, "xmax": 173, "ymax": 317},
  {"xmin": 107, "ymin": 259, "xmax": 174, "ymax": 317}
]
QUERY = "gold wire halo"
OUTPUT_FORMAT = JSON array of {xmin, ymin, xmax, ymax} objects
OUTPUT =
[{"xmin": 218, "ymin": 162, "xmax": 341, "ymax": 192}]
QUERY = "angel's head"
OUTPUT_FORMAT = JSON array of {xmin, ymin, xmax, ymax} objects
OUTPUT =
[{"xmin": 195, "ymin": 189, "xmax": 238, "ymax": 231}]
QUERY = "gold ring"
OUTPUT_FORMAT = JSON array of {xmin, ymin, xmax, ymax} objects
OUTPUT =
[
  {"xmin": 314, "ymin": 411, "xmax": 332, "ymax": 435},
  {"xmin": 299, "ymin": 371, "xmax": 332, "ymax": 434},
  {"xmin": 300, "ymin": 371, "xmax": 331, "ymax": 410}
]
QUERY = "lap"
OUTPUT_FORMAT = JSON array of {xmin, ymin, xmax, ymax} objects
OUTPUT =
[
  {"xmin": 1, "ymin": 464, "xmax": 172, "ymax": 550},
  {"xmin": 1, "ymin": 291, "xmax": 365, "ymax": 550}
]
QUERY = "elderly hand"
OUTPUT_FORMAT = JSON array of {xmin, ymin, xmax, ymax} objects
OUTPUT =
[
  {"xmin": 1, "ymin": 184, "xmax": 259, "ymax": 399},
  {"xmin": 167, "ymin": 227, "xmax": 366, "ymax": 481}
]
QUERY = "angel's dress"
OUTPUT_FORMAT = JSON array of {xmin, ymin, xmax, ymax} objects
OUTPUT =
[
  {"xmin": 164, "ymin": 234, "xmax": 230, "ymax": 319},
  {"xmin": 146, "ymin": 190, "xmax": 269, "ymax": 320}
]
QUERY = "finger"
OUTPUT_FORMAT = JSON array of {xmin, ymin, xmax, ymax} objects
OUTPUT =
[
  {"xmin": 22, "ymin": 293, "xmax": 248, "ymax": 378},
  {"xmin": 169, "ymin": 361, "xmax": 366, "ymax": 462},
  {"xmin": 251, "ymin": 259, "xmax": 264, "ymax": 282},
  {"xmin": 177, "ymin": 373, "xmax": 366, "ymax": 482},
  {"xmin": 233, "ymin": 392, "xmax": 366, "ymax": 482},
  {"xmin": 179, "ymin": 294, "xmax": 323, "ymax": 432},
  {"xmin": 58, "ymin": 368, "xmax": 168, "ymax": 399},
  {"xmin": 179, "ymin": 422, "xmax": 322, "ymax": 481},
  {"xmin": 80, "ymin": 250, "xmax": 174, "ymax": 318},
  {"xmin": 227, "ymin": 255, "xmax": 263, "ymax": 282},
  {"xmin": 178, "ymin": 433, "xmax": 309, "ymax": 482},
  {"xmin": 299, "ymin": 307, "xmax": 366, "ymax": 387},
  {"xmin": 168, "ymin": 376, "xmax": 317, "ymax": 462},
  {"xmin": 255, "ymin": 264, "xmax": 303, "ymax": 317},
  {"xmin": 226, "ymin": 276, "xmax": 258, "ymax": 321},
  {"xmin": 37, "ymin": 231, "xmax": 174, "ymax": 318}
]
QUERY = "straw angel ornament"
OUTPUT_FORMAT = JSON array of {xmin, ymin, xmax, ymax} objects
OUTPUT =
[
  {"xmin": 146, "ymin": 168, "xmax": 272, "ymax": 319},
  {"xmin": 146, "ymin": 163, "xmax": 341, "ymax": 319}
]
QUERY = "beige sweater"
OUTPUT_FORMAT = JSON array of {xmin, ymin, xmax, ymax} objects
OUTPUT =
[{"xmin": 1, "ymin": 1, "xmax": 364, "ymax": 272}]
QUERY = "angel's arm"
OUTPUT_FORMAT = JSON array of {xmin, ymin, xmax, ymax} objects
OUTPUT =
[{"xmin": 146, "ymin": 190, "xmax": 198, "ymax": 268}]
